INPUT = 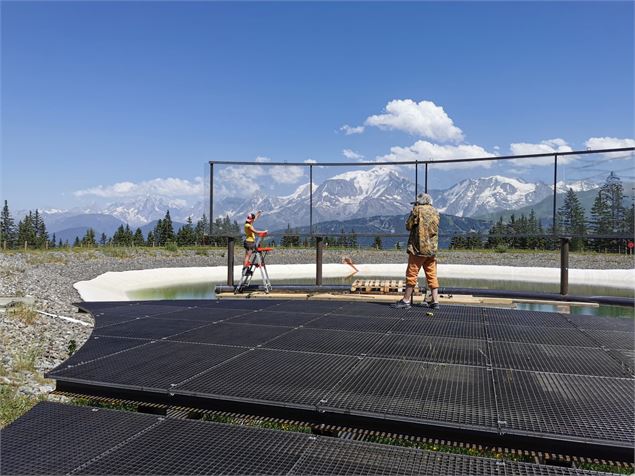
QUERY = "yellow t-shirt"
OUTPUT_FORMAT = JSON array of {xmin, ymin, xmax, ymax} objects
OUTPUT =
[{"xmin": 244, "ymin": 222, "xmax": 256, "ymax": 242}]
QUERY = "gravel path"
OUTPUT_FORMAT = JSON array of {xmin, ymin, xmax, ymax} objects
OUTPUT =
[{"xmin": 0, "ymin": 247, "xmax": 632, "ymax": 406}]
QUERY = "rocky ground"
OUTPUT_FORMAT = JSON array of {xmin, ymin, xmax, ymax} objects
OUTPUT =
[{"xmin": 0, "ymin": 246, "xmax": 632, "ymax": 425}]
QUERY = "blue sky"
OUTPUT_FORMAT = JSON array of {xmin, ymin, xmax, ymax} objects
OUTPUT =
[{"xmin": 2, "ymin": 1, "xmax": 634, "ymax": 210}]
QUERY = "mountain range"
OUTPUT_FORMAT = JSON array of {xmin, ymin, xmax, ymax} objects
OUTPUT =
[{"xmin": 23, "ymin": 167, "xmax": 603, "ymax": 241}]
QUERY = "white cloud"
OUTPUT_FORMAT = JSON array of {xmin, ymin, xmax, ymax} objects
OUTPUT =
[
  {"xmin": 509, "ymin": 138, "xmax": 574, "ymax": 166},
  {"xmin": 342, "ymin": 148, "xmax": 364, "ymax": 160},
  {"xmin": 74, "ymin": 177, "xmax": 204, "ymax": 198},
  {"xmin": 255, "ymin": 156, "xmax": 272, "ymax": 163},
  {"xmin": 364, "ymin": 99, "xmax": 464, "ymax": 143},
  {"xmin": 340, "ymin": 124, "xmax": 365, "ymax": 135},
  {"xmin": 585, "ymin": 137, "xmax": 635, "ymax": 159},
  {"xmin": 304, "ymin": 159, "xmax": 317, "ymax": 164},
  {"xmin": 270, "ymin": 165, "xmax": 305, "ymax": 184},
  {"xmin": 376, "ymin": 140, "xmax": 495, "ymax": 170}
]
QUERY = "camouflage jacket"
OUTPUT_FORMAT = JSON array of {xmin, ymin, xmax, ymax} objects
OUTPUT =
[{"xmin": 406, "ymin": 204, "xmax": 439, "ymax": 257}]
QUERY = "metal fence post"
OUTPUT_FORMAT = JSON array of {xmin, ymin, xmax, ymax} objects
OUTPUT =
[
  {"xmin": 227, "ymin": 236, "xmax": 235, "ymax": 286},
  {"xmin": 552, "ymin": 154, "xmax": 558, "ymax": 234},
  {"xmin": 424, "ymin": 162, "xmax": 429, "ymax": 194},
  {"xmin": 316, "ymin": 236, "xmax": 323, "ymax": 286},
  {"xmin": 310, "ymin": 164, "xmax": 313, "ymax": 235},
  {"xmin": 560, "ymin": 236, "xmax": 570, "ymax": 295},
  {"xmin": 209, "ymin": 162, "xmax": 214, "ymax": 236}
]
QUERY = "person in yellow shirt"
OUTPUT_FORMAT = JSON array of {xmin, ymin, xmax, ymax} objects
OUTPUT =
[{"xmin": 242, "ymin": 211, "xmax": 267, "ymax": 276}]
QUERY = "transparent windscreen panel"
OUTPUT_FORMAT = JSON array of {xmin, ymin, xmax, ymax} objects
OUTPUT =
[
  {"xmin": 556, "ymin": 149, "xmax": 635, "ymax": 253},
  {"xmin": 212, "ymin": 161, "xmax": 310, "ymax": 246},
  {"xmin": 424, "ymin": 154, "xmax": 556, "ymax": 251},
  {"xmin": 311, "ymin": 162, "xmax": 415, "ymax": 250}
]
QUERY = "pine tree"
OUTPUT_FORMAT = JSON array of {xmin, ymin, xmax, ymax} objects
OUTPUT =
[
  {"xmin": 112, "ymin": 225, "xmax": 125, "ymax": 246},
  {"xmin": 558, "ymin": 188, "xmax": 586, "ymax": 251},
  {"xmin": 176, "ymin": 217, "xmax": 195, "ymax": 246},
  {"xmin": 349, "ymin": 229, "xmax": 358, "ymax": 249},
  {"xmin": 589, "ymin": 189, "xmax": 613, "ymax": 251},
  {"xmin": 194, "ymin": 215, "xmax": 209, "ymax": 245},
  {"xmin": 162, "ymin": 211, "xmax": 175, "ymax": 244},
  {"xmin": 373, "ymin": 236, "xmax": 383, "ymax": 250},
  {"xmin": 133, "ymin": 228, "xmax": 145, "ymax": 247},
  {"xmin": 99, "ymin": 233, "xmax": 108, "ymax": 246},
  {"xmin": 154, "ymin": 219, "xmax": 164, "ymax": 246},
  {"xmin": 17, "ymin": 212, "xmax": 37, "ymax": 248},
  {"xmin": 73, "ymin": 236, "xmax": 81, "ymax": 247},
  {"xmin": 147, "ymin": 230, "xmax": 156, "ymax": 247},
  {"xmin": 49, "ymin": 233, "xmax": 56, "ymax": 249},
  {"xmin": 0, "ymin": 200, "xmax": 16, "ymax": 248},
  {"xmin": 123, "ymin": 225, "xmax": 133, "ymax": 246},
  {"xmin": 82, "ymin": 228, "xmax": 97, "ymax": 246}
]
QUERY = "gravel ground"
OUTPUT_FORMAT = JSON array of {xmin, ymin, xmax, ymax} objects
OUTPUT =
[{"xmin": 0, "ymin": 247, "xmax": 632, "ymax": 407}]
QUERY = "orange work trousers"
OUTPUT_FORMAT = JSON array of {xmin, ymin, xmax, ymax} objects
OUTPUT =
[{"xmin": 406, "ymin": 254, "xmax": 439, "ymax": 289}]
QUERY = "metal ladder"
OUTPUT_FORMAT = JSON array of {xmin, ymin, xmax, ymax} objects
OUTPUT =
[{"xmin": 234, "ymin": 232, "xmax": 272, "ymax": 294}]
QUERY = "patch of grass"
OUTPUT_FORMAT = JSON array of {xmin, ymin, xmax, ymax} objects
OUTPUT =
[
  {"xmin": 0, "ymin": 385, "xmax": 43, "ymax": 427},
  {"xmin": 69, "ymin": 397, "xmax": 138, "ymax": 412},
  {"xmin": 7, "ymin": 304, "xmax": 38, "ymax": 325},
  {"xmin": 200, "ymin": 414, "xmax": 311, "ymax": 433},
  {"xmin": 195, "ymin": 249, "xmax": 209, "ymax": 256},
  {"xmin": 25, "ymin": 253, "xmax": 67, "ymax": 265},
  {"xmin": 100, "ymin": 247, "xmax": 134, "ymax": 259},
  {"xmin": 12, "ymin": 346, "xmax": 41, "ymax": 373},
  {"xmin": 165, "ymin": 242, "xmax": 178, "ymax": 252}
]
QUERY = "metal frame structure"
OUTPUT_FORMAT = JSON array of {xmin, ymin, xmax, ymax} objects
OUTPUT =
[{"xmin": 209, "ymin": 147, "xmax": 635, "ymax": 236}]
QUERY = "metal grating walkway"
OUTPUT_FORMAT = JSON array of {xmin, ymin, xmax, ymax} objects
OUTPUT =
[
  {"xmin": 47, "ymin": 299, "xmax": 635, "ymax": 460},
  {"xmin": 0, "ymin": 402, "xmax": 615, "ymax": 475}
]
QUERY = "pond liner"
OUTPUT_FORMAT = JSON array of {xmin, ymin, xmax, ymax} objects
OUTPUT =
[{"xmin": 214, "ymin": 284, "xmax": 634, "ymax": 307}]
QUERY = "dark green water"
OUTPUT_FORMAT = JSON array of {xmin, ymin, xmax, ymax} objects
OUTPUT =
[{"xmin": 127, "ymin": 277, "xmax": 634, "ymax": 318}]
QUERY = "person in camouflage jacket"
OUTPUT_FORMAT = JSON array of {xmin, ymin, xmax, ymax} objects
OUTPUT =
[{"xmin": 393, "ymin": 193, "xmax": 440, "ymax": 309}]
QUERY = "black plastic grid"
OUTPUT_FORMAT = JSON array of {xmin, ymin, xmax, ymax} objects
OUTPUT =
[
  {"xmin": 48, "ymin": 336, "xmax": 149, "ymax": 373},
  {"xmin": 488, "ymin": 325, "xmax": 597, "ymax": 347},
  {"xmin": 94, "ymin": 317, "xmax": 209, "ymax": 340},
  {"xmin": 4, "ymin": 403, "xmax": 607, "ymax": 476},
  {"xmin": 209, "ymin": 299, "xmax": 284, "ymax": 311},
  {"xmin": 290, "ymin": 437, "xmax": 504, "ymax": 476},
  {"xmin": 484, "ymin": 309, "xmax": 573, "ymax": 328},
  {"xmin": 0, "ymin": 401, "xmax": 156, "ymax": 475},
  {"xmin": 490, "ymin": 341, "xmax": 630, "ymax": 377},
  {"xmin": 262, "ymin": 328, "xmax": 385, "ymax": 356},
  {"xmin": 581, "ymin": 329, "xmax": 635, "ymax": 350},
  {"xmin": 226, "ymin": 310, "xmax": 323, "ymax": 327},
  {"xmin": 323, "ymin": 358, "xmax": 497, "ymax": 428},
  {"xmin": 93, "ymin": 303, "xmax": 190, "ymax": 319},
  {"xmin": 338, "ymin": 302, "xmax": 485, "ymax": 321},
  {"xmin": 390, "ymin": 319, "xmax": 486, "ymax": 340},
  {"xmin": 305, "ymin": 314, "xmax": 400, "ymax": 333},
  {"xmin": 176, "ymin": 349, "xmax": 360, "ymax": 407},
  {"xmin": 169, "ymin": 322, "xmax": 291, "ymax": 347},
  {"xmin": 51, "ymin": 341, "xmax": 245, "ymax": 389},
  {"xmin": 368, "ymin": 335, "xmax": 489, "ymax": 367},
  {"xmin": 266, "ymin": 300, "xmax": 345, "ymax": 314},
  {"xmin": 147, "ymin": 307, "xmax": 250, "ymax": 322},
  {"xmin": 608, "ymin": 348, "xmax": 635, "ymax": 373},
  {"xmin": 76, "ymin": 417, "xmax": 312, "ymax": 475},
  {"xmin": 567, "ymin": 314, "xmax": 635, "ymax": 333},
  {"xmin": 494, "ymin": 369, "xmax": 635, "ymax": 443}
]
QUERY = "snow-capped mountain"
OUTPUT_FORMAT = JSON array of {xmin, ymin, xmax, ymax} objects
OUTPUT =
[
  {"xmin": 215, "ymin": 167, "xmax": 415, "ymax": 229},
  {"xmin": 21, "ymin": 169, "xmax": 601, "ymax": 235},
  {"xmin": 431, "ymin": 176, "xmax": 554, "ymax": 217},
  {"xmin": 554, "ymin": 179, "xmax": 599, "ymax": 193}
]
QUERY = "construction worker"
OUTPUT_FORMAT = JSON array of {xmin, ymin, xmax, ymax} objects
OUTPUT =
[
  {"xmin": 242, "ymin": 211, "xmax": 267, "ymax": 276},
  {"xmin": 393, "ymin": 193, "xmax": 440, "ymax": 309}
]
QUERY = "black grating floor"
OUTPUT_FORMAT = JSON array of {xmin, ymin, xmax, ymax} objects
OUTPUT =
[
  {"xmin": 177, "ymin": 349, "xmax": 360, "ymax": 407},
  {"xmin": 51, "ymin": 299, "xmax": 635, "ymax": 456},
  {"xmin": 567, "ymin": 314, "xmax": 635, "ymax": 333},
  {"xmin": 368, "ymin": 334, "xmax": 489, "ymax": 366},
  {"xmin": 263, "ymin": 328, "xmax": 385, "ymax": 356},
  {"xmin": 487, "ymin": 324, "xmax": 598, "ymax": 347},
  {"xmin": 580, "ymin": 329, "xmax": 635, "ymax": 350},
  {"xmin": 323, "ymin": 359, "xmax": 497, "ymax": 428},
  {"xmin": 490, "ymin": 341, "xmax": 630, "ymax": 377},
  {"xmin": 226, "ymin": 310, "xmax": 322, "ymax": 327},
  {"xmin": 2, "ymin": 402, "xmax": 608, "ymax": 476},
  {"xmin": 50, "ymin": 341, "xmax": 246, "ymax": 389},
  {"xmin": 494, "ymin": 369, "xmax": 634, "ymax": 443}
]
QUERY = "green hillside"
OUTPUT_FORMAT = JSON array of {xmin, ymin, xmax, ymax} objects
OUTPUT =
[{"xmin": 475, "ymin": 182, "xmax": 634, "ymax": 225}]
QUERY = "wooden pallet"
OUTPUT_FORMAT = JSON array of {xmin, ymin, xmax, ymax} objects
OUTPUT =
[{"xmin": 351, "ymin": 279, "xmax": 421, "ymax": 295}]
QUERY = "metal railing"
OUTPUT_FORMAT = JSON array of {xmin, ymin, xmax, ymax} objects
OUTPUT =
[{"xmin": 209, "ymin": 147, "xmax": 634, "ymax": 299}]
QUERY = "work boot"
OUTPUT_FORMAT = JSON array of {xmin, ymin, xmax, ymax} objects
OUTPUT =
[
  {"xmin": 392, "ymin": 300, "xmax": 411, "ymax": 309},
  {"xmin": 428, "ymin": 302, "xmax": 440, "ymax": 310}
]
